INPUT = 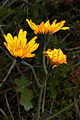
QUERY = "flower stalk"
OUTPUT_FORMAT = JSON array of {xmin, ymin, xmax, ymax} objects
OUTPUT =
[{"xmin": 21, "ymin": 61, "xmax": 41, "ymax": 88}]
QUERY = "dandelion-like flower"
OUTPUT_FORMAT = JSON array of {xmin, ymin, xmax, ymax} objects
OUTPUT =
[
  {"xmin": 4, "ymin": 29, "xmax": 39, "ymax": 58},
  {"xmin": 43, "ymin": 48, "xmax": 67, "ymax": 67},
  {"xmin": 26, "ymin": 19, "xmax": 69, "ymax": 34}
]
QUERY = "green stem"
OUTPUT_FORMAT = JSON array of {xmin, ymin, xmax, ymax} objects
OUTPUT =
[
  {"xmin": 42, "ymin": 35, "xmax": 49, "ymax": 113},
  {"xmin": 21, "ymin": 61, "xmax": 41, "ymax": 88},
  {"xmin": 42, "ymin": 81, "xmax": 47, "ymax": 113},
  {"xmin": 43, "ymin": 43, "xmax": 48, "ymax": 76},
  {"xmin": 36, "ymin": 74, "xmax": 50, "ymax": 120},
  {"xmin": 36, "ymin": 86, "xmax": 44, "ymax": 120},
  {"xmin": 45, "ymin": 99, "xmax": 80, "ymax": 120}
]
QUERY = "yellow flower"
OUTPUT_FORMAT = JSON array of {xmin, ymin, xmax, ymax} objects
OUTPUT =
[
  {"xmin": 43, "ymin": 48, "xmax": 67, "ymax": 67},
  {"xmin": 26, "ymin": 19, "xmax": 70, "ymax": 34},
  {"xmin": 4, "ymin": 29, "xmax": 39, "ymax": 58}
]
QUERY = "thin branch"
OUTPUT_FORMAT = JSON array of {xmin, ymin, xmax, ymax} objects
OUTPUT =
[
  {"xmin": 2, "ymin": 0, "xmax": 9, "ymax": 7},
  {"xmin": 49, "ymin": 101, "xmax": 54, "ymax": 114},
  {"xmin": 0, "ymin": 108, "xmax": 8, "ymax": 119},
  {"xmin": 74, "ymin": 96, "xmax": 80, "ymax": 119},
  {"xmin": 0, "ymin": 81, "xmax": 32, "ymax": 95},
  {"xmin": 23, "ymin": 0, "xmax": 32, "ymax": 6},
  {"xmin": 5, "ymin": 92, "xmax": 14, "ymax": 120},
  {"xmin": 17, "ymin": 93, "xmax": 21, "ymax": 120},
  {"xmin": 65, "ymin": 47, "xmax": 80, "ymax": 51},
  {"xmin": 61, "ymin": 32, "xmax": 71, "ymax": 43},
  {"xmin": 72, "ymin": 62, "xmax": 80, "ymax": 68},
  {"xmin": 0, "ymin": 59, "xmax": 16, "ymax": 87},
  {"xmin": 45, "ymin": 98, "xmax": 80, "ymax": 120},
  {"xmin": 21, "ymin": 61, "xmax": 41, "ymax": 88}
]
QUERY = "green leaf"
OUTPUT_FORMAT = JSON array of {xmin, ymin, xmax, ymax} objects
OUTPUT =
[
  {"xmin": 20, "ymin": 88, "xmax": 33, "ymax": 111},
  {"xmin": 14, "ymin": 77, "xmax": 33, "ymax": 111},
  {"xmin": 14, "ymin": 76, "xmax": 30, "ymax": 93},
  {"xmin": 14, "ymin": 77, "xmax": 29, "ymax": 86}
]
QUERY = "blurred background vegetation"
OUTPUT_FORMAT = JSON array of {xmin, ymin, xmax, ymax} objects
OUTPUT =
[{"xmin": 0, "ymin": 0, "xmax": 80, "ymax": 120}]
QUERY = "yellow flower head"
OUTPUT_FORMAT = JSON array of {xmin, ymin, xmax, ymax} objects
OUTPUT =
[
  {"xmin": 26, "ymin": 19, "xmax": 70, "ymax": 34},
  {"xmin": 43, "ymin": 48, "xmax": 67, "ymax": 67},
  {"xmin": 4, "ymin": 29, "xmax": 39, "ymax": 58}
]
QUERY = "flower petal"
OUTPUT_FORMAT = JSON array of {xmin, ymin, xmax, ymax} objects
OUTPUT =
[
  {"xmin": 60, "ymin": 27, "xmax": 70, "ymax": 30},
  {"xmin": 4, "ymin": 29, "xmax": 39, "ymax": 58}
]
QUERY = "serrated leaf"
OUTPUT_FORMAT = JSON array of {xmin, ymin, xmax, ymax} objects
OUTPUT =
[
  {"xmin": 20, "ymin": 88, "xmax": 33, "ymax": 111},
  {"xmin": 14, "ymin": 77, "xmax": 29, "ymax": 93},
  {"xmin": 14, "ymin": 77, "xmax": 33, "ymax": 111}
]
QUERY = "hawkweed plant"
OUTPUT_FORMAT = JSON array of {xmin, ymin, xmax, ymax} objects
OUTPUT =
[{"xmin": 3, "ymin": 19, "xmax": 70, "ymax": 120}]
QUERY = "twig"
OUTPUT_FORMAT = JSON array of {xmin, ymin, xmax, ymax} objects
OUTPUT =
[
  {"xmin": 0, "ymin": 81, "xmax": 32, "ymax": 95},
  {"xmin": 5, "ymin": 92, "xmax": 14, "ymax": 120},
  {"xmin": 65, "ymin": 47, "xmax": 80, "ymax": 51},
  {"xmin": 7, "ymin": 0, "xmax": 18, "ymax": 7},
  {"xmin": 26, "ymin": 2, "xmax": 29, "ymax": 18},
  {"xmin": 74, "ymin": 96, "xmax": 80, "ymax": 119},
  {"xmin": 0, "ymin": 59, "xmax": 16, "ymax": 87},
  {"xmin": 23, "ymin": 0, "xmax": 32, "ymax": 6},
  {"xmin": 45, "ymin": 98, "xmax": 80, "ymax": 120},
  {"xmin": 21, "ymin": 61, "xmax": 41, "ymax": 88},
  {"xmin": 49, "ymin": 101, "xmax": 54, "ymax": 114},
  {"xmin": 0, "ymin": 46, "xmax": 13, "ymax": 60},
  {"xmin": 2, "ymin": 0, "xmax": 9, "ymax": 7},
  {"xmin": 72, "ymin": 62, "xmax": 80, "ymax": 68},
  {"xmin": 61, "ymin": 32, "xmax": 71, "ymax": 43},
  {"xmin": 17, "ymin": 93, "xmax": 21, "ymax": 120},
  {"xmin": 0, "ymin": 26, "xmax": 5, "ymax": 35},
  {"xmin": 0, "ymin": 108, "xmax": 8, "ymax": 119}
]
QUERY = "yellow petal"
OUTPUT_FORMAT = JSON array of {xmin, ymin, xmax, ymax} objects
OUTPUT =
[
  {"xmin": 18, "ymin": 29, "xmax": 27, "ymax": 40},
  {"xmin": 44, "ymin": 20, "xmax": 50, "ymax": 28},
  {"xmin": 26, "ymin": 19, "xmax": 38, "ymax": 30},
  {"xmin": 16, "ymin": 49, "xmax": 23, "ymax": 57},
  {"xmin": 60, "ymin": 27, "xmax": 70, "ymax": 30},
  {"xmin": 29, "ymin": 43, "xmax": 39, "ymax": 52},
  {"xmin": 27, "ymin": 36, "xmax": 37, "ymax": 47},
  {"xmin": 51, "ymin": 19, "xmax": 57, "ymax": 26},
  {"xmin": 44, "ymin": 48, "xmax": 67, "ymax": 66},
  {"xmin": 13, "ymin": 36, "xmax": 18, "ymax": 47},
  {"xmin": 22, "ymin": 53, "xmax": 35, "ymax": 58},
  {"xmin": 50, "ymin": 21, "xmax": 66, "ymax": 33},
  {"xmin": 4, "ymin": 33, "xmax": 13, "ymax": 44},
  {"xmin": 4, "ymin": 29, "xmax": 39, "ymax": 58}
]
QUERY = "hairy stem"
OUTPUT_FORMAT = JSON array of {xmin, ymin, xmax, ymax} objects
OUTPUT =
[
  {"xmin": 36, "ymin": 74, "xmax": 50, "ymax": 120},
  {"xmin": 42, "ymin": 35, "xmax": 49, "ymax": 113},
  {"xmin": 21, "ymin": 61, "xmax": 41, "ymax": 88}
]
